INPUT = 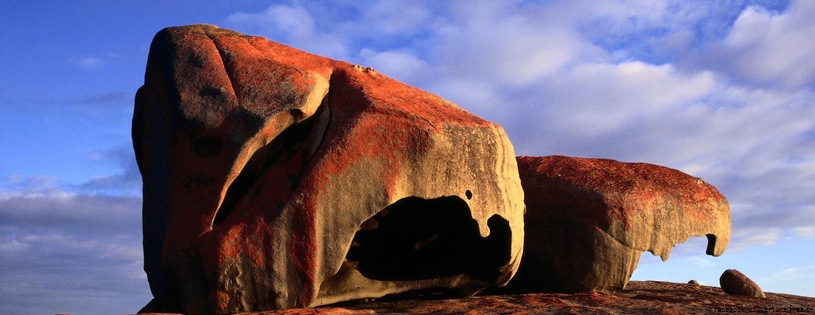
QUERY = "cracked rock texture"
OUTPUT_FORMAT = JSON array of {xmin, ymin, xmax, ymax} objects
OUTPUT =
[
  {"xmin": 502, "ymin": 155, "xmax": 731, "ymax": 294},
  {"xmin": 133, "ymin": 25, "xmax": 524, "ymax": 314}
]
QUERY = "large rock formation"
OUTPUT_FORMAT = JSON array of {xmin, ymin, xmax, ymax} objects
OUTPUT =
[
  {"xmin": 133, "ymin": 25, "xmax": 525, "ymax": 314},
  {"xmin": 503, "ymin": 155, "xmax": 730, "ymax": 294}
]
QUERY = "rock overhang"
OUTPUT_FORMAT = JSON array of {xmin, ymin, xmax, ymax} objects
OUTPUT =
[
  {"xmin": 502, "ymin": 155, "xmax": 731, "ymax": 294},
  {"xmin": 134, "ymin": 24, "xmax": 525, "ymax": 314}
]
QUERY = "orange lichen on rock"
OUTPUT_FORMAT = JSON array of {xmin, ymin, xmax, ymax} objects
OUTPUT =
[
  {"xmin": 502, "ymin": 155, "xmax": 731, "ymax": 294},
  {"xmin": 134, "ymin": 24, "xmax": 524, "ymax": 314}
]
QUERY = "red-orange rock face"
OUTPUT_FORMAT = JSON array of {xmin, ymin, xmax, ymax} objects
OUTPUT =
[
  {"xmin": 504, "ymin": 155, "xmax": 731, "ymax": 294},
  {"xmin": 133, "ymin": 25, "xmax": 525, "ymax": 314}
]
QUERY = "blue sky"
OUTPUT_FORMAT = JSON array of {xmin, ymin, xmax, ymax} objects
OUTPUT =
[{"xmin": 1, "ymin": 1, "xmax": 814, "ymax": 314}]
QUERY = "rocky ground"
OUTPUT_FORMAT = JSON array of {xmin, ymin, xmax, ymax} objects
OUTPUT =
[{"xmin": 135, "ymin": 280, "xmax": 815, "ymax": 314}]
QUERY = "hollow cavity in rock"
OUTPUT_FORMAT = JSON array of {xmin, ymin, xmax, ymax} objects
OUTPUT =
[{"xmin": 346, "ymin": 196, "xmax": 511, "ymax": 283}]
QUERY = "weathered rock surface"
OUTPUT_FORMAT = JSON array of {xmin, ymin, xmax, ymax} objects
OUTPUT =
[
  {"xmin": 720, "ymin": 269, "xmax": 766, "ymax": 298},
  {"xmin": 502, "ymin": 155, "xmax": 731, "ymax": 294},
  {"xmin": 133, "ymin": 24, "xmax": 524, "ymax": 314},
  {"xmin": 135, "ymin": 281, "xmax": 815, "ymax": 314}
]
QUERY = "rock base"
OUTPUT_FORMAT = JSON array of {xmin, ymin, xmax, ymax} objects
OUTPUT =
[{"xmin": 136, "ymin": 281, "xmax": 815, "ymax": 314}]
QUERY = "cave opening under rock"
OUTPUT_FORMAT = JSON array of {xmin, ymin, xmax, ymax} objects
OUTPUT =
[{"xmin": 346, "ymin": 196, "xmax": 512, "ymax": 283}]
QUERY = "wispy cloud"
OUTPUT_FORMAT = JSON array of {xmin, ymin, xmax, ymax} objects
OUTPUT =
[
  {"xmin": 794, "ymin": 226, "xmax": 815, "ymax": 238},
  {"xmin": 685, "ymin": 255, "xmax": 717, "ymax": 269},
  {"xmin": 0, "ymin": 185, "xmax": 149, "ymax": 315},
  {"xmin": 72, "ymin": 56, "xmax": 105, "ymax": 69},
  {"xmin": 358, "ymin": 48, "xmax": 431, "ymax": 84},
  {"xmin": 227, "ymin": 4, "xmax": 349, "ymax": 59},
  {"xmin": 75, "ymin": 144, "xmax": 141, "ymax": 196},
  {"xmin": 700, "ymin": 0, "xmax": 815, "ymax": 89},
  {"xmin": 68, "ymin": 53, "xmax": 126, "ymax": 70},
  {"xmin": 2, "ymin": 90, "xmax": 133, "ymax": 122},
  {"xmin": 758, "ymin": 263, "xmax": 815, "ymax": 296},
  {"xmin": 68, "ymin": 91, "xmax": 130, "ymax": 106},
  {"xmin": 0, "ymin": 140, "xmax": 146, "ymax": 315}
]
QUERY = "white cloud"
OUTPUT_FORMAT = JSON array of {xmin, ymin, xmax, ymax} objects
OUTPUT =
[
  {"xmin": 0, "ymin": 238, "xmax": 27, "ymax": 252},
  {"xmin": 731, "ymin": 227, "xmax": 783, "ymax": 250},
  {"xmin": 358, "ymin": 48, "xmax": 431, "ymax": 83},
  {"xmin": 794, "ymin": 226, "xmax": 815, "ymax": 238},
  {"xmin": 361, "ymin": 0, "xmax": 433, "ymax": 35},
  {"xmin": 1, "ymin": 175, "xmax": 59, "ymax": 193},
  {"xmin": 759, "ymin": 264, "xmax": 815, "ymax": 288},
  {"xmin": 709, "ymin": 0, "xmax": 815, "ymax": 88},
  {"xmin": 430, "ymin": 1, "xmax": 604, "ymax": 88},
  {"xmin": 75, "ymin": 57, "xmax": 104, "ymax": 69},
  {"xmin": 0, "ymin": 184, "xmax": 149, "ymax": 315},
  {"xmin": 69, "ymin": 53, "xmax": 123, "ymax": 70},
  {"xmin": 727, "ymin": 201, "xmax": 815, "ymax": 248},
  {"xmin": 75, "ymin": 144, "xmax": 142, "ymax": 196},
  {"xmin": 226, "ymin": 4, "xmax": 348, "ymax": 59},
  {"xmin": 685, "ymin": 255, "xmax": 716, "ymax": 269},
  {"xmin": 0, "ymin": 191, "xmax": 140, "ymax": 233},
  {"xmin": 538, "ymin": 61, "xmax": 717, "ymax": 139}
]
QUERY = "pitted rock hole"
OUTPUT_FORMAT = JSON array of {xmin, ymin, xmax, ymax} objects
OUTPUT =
[{"xmin": 346, "ymin": 196, "xmax": 511, "ymax": 282}]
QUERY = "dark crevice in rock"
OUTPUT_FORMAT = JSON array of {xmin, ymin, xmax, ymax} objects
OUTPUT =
[
  {"xmin": 346, "ymin": 196, "xmax": 511, "ymax": 283},
  {"xmin": 205, "ymin": 31, "xmax": 240, "ymax": 102},
  {"xmin": 306, "ymin": 88, "xmax": 332, "ymax": 157},
  {"xmin": 212, "ymin": 98, "xmax": 330, "ymax": 227}
]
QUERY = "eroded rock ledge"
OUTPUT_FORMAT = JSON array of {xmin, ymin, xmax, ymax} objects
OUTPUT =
[
  {"xmin": 503, "ymin": 156, "xmax": 731, "ymax": 294},
  {"xmin": 133, "ymin": 24, "xmax": 525, "ymax": 314}
]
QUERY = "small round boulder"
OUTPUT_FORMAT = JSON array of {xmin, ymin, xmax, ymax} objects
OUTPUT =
[{"xmin": 719, "ymin": 269, "xmax": 765, "ymax": 298}]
